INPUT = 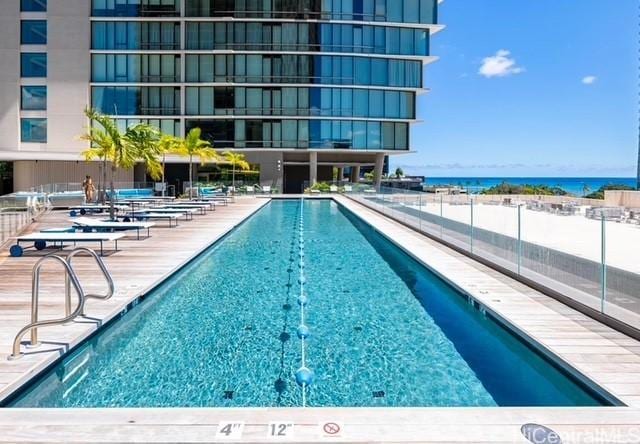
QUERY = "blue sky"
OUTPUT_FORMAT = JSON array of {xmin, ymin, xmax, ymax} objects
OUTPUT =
[{"xmin": 395, "ymin": 0, "xmax": 638, "ymax": 178}]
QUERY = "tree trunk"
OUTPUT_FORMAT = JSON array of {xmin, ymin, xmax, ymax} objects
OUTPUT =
[
  {"xmin": 162, "ymin": 154, "xmax": 166, "ymax": 197},
  {"xmin": 189, "ymin": 155, "xmax": 193, "ymax": 199},
  {"xmin": 109, "ymin": 164, "xmax": 116, "ymax": 221},
  {"xmin": 102, "ymin": 157, "xmax": 107, "ymax": 204},
  {"xmin": 232, "ymin": 163, "xmax": 236, "ymax": 193}
]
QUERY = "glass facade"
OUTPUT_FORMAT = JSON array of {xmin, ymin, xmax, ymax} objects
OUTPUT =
[
  {"xmin": 184, "ymin": 54, "xmax": 422, "ymax": 88},
  {"xmin": 115, "ymin": 118, "xmax": 181, "ymax": 136},
  {"xmin": 186, "ymin": 119, "xmax": 407, "ymax": 150},
  {"xmin": 21, "ymin": 0, "xmax": 46, "ymax": 12},
  {"xmin": 185, "ymin": 86, "xmax": 414, "ymax": 119},
  {"xmin": 92, "ymin": 21, "xmax": 180, "ymax": 50},
  {"xmin": 92, "ymin": 86, "xmax": 181, "ymax": 115},
  {"xmin": 92, "ymin": 54, "xmax": 181, "ymax": 82},
  {"xmin": 21, "ymin": 86, "xmax": 47, "ymax": 110},
  {"xmin": 184, "ymin": 0, "xmax": 437, "ymax": 23},
  {"xmin": 92, "ymin": 0, "xmax": 180, "ymax": 17},
  {"xmin": 21, "ymin": 20, "xmax": 47, "ymax": 45},
  {"xmin": 21, "ymin": 118, "xmax": 47, "ymax": 143},
  {"xmin": 90, "ymin": 3, "xmax": 436, "ymax": 152},
  {"xmin": 21, "ymin": 53, "xmax": 47, "ymax": 77},
  {"xmin": 185, "ymin": 22, "xmax": 428, "ymax": 56}
]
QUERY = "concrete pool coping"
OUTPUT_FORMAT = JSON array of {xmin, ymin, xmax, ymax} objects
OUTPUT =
[{"xmin": 0, "ymin": 195, "xmax": 637, "ymax": 442}]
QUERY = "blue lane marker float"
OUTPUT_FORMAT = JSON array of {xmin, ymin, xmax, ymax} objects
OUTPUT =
[{"xmin": 296, "ymin": 197, "xmax": 314, "ymax": 407}]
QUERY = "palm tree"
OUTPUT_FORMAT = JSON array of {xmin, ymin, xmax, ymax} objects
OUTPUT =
[
  {"xmin": 156, "ymin": 135, "xmax": 179, "ymax": 196},
  {"xmin": 81, "ymin": 108, "xmax": 162, "ymax": 220},
  {"xmin": 223, "ymin": 151, "xmax": 250, "ymax": 192},
  {"xmin": 79, "ymin": 124, "xmax": 113, "ymax": 204},
  {"xmin": 172, "ymin": 128, "xmax": 219, "ymax": 198}
]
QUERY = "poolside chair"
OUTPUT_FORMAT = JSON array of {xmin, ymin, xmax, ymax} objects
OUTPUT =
[
  {"xmin": 261, "ymin": 186, "xmax": 272, "ymax": 194},
  {"xmin": 344, "ymin": 185, "xmax": 353, "ymax": 193},
  {"xmin": 330, "ymin": 185, "xmax": 339, "ymax": 193},
  {"xmin": 244, "ymin": 185, "xmax": 255, "ymax": 195}
]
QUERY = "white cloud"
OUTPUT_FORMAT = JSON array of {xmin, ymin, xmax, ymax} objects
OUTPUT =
[
  {"xmin": 582, "ymin": 75, "xmax": 597, "ymax": 85},
  {"xmin": 478, "ymin": 49, "xmax": 524, "ymax": 78}
]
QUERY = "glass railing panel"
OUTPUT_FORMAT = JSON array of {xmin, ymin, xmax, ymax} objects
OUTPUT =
[
  {"xmin": 604, "ymin": 213, "xmax": 640, "ymax": 329},
  {"xmin": 519, "ymin": 198, "xmax": 602, "ymax": 312}
]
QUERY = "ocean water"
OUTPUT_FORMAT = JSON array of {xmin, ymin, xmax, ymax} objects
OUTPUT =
[
  {"xmin": 423, "ymin": 177, "xmax": 637, "ymax": 196},
  {"xmin": 8, "ymin": 200, "xmax": 605, "ymax": 407}
]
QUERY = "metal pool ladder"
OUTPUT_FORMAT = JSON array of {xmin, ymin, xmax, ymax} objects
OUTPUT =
[{"xmin": 8, "ymin": 247, "xmax": 115, "ymax": 360}]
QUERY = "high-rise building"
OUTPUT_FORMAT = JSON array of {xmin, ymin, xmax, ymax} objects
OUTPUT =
[{"xmin": 0, "ymin": 0, "xmax": 442, "ymax": 193}]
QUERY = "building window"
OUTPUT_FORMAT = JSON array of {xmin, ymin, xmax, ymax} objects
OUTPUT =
[
  {"xmin": 21, "ymin": 20, "xmax": 47, "ymax": 45},
  {"xmin": 21, "ymin": 0, "xmax": 46, "ymax": 12},
  {"xmin": 20, "ymin": 86, "xmax": 47, "ymax": 110},
  {"xmin": 91, "ymin": 54, "xmax": 181, "ymax": 82},
  {"xmin": 91, "ymin": 21, "xmax": 181, "ymax": 50},
  {"xmin": 91, "ymin": 0, "xmax": 180, "ymax": 17},
  {"xmin": 21, "ymin": 53, "xmax": 47, "ymax": 77},
  {"xmin": 21, "ymin": 118, "xmax": 47, "ymax": 143},
  {"xmin": 92, "ymin": 86, "xmax": 181, "ymax": 116}
]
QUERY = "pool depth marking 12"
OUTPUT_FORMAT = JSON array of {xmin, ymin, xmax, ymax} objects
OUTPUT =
[{"xmin": 295, "ymin": 197, "xmax": 314, "ymax": 407}]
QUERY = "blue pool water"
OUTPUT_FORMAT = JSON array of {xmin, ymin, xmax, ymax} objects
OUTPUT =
[{"xmin": 8, "ymin": 200, "xmax": 607, "ymax": 407}]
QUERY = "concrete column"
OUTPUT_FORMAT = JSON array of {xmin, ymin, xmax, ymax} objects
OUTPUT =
[
  {"xmin": 373, "ymin": 153, "xmax": 385, "ymax": 190},
  {"xmin": 350, "ymin": 166, "xmax": 360, "ymax": 183},
  {"xmin": 309, "ymin": 151, "xmax": 318, "ymax": 186},
  {"xmin": 336, "ymin": 167, "xmax": 344, "ymax": 183}
]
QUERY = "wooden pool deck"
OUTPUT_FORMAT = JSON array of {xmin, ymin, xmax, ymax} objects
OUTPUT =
[{"xmin": 0, "ymin": 195, "xmax": 638, "ymax": 443}]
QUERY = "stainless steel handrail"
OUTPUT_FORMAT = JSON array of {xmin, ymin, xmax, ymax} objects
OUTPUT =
[
  {"xmin": 9, "ymin": 247, "xmax": 116, "ymax": 360},
  {"xmin": 9, "ymin": 255, "xmax": 85, "ymax": 360},
  {"xmin": 64, "ymin": 247, "xmax": 115, "ymax": 317}
]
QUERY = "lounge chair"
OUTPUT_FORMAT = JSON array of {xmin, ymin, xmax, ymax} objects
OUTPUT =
[
  {"xmin": 330, "ymin": 185, "xmax": 338, "ymax": 193},
  {"xmin": 12, "ymin": 232, "xmax": 126, "ymax": 257},
  {"xmin": 159, "ymin": 203, "xmax": 211, "ymax": 215},
  {"xmin": 128, "ymin": 208, "xmax": 195, "ymax": 221},
  {"xmin": 344, "ymin": 185, "xmax": 353, "ymax": 193},
  {"xmin": 71, "ymin": 217, "xmax": 155, "ymax": 240},
  {"xmin": 121, "ymin": 211, "xmax": 183, "ymax": 227}
]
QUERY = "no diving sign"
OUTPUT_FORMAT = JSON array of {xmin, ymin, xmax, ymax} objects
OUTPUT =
[{"xmin": 320, "ymin": 422, "xmax": 343, "ymax": 438}]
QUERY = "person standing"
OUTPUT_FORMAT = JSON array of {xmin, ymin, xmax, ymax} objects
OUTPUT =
[{"xmin": 82, "ymin": 175, "xmax": 96, "ymax": 203}]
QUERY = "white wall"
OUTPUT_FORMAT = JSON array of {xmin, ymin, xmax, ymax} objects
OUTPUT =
[{"xmin": 0, "ymin": 1, "xmax": 20, "ymax": 153}]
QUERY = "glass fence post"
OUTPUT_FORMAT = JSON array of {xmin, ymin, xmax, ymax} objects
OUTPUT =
[
  {"xmin": 601, "ymin": 215, "xmax": 607, "ymax": 313},
  {"xmin": 439, "ymin": 194, "xmax": 444, "ymax": 239},
  {"xmin": 418, "ymin": 193, "xmax": 422, "ymax": 232},
  {"xmin": 517, "ymin": 204, "xmax": 522, "ymax": 275},
  {"xmin": 470, "ymin": 197, "xmax": 474, "ymax": 254}
]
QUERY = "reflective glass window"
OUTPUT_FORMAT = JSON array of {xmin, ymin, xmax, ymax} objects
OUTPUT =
[
  {"xmin": 21, "ymin": 21, "xmax": 47, "ymax": 45},
  {"xmin": 21, "ymin": 0, "xmax": 46, "ymax": 12},
  {"xmin": 21, "ymin": 53, "xmax": 46, "ymax": 77},
  {"xmin": 21, "ymin": 86, "xmax": 47, "ymax": 110},
  {"xmin": 21, "ymin": 118, "xmax": 47, "ymax": 143}
]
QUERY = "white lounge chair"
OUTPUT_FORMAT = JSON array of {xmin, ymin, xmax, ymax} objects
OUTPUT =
[
  {"xmin": 12, "ymin": 232, "xmax": 126, "ymax": 257},
  {"xmin": 344, "ymin": 185, "xmax": 353, "ymax": 193},
  {"xmin": 71, "ymin": 217, "xmax": 155, "ymax": 240},
  {"xmin": 122, "ymin": 211, "xmax": 183, "ymax": 227},
  {"xmin": 330, "ymin": 185, "xmax": 338, "ymax": 193}
]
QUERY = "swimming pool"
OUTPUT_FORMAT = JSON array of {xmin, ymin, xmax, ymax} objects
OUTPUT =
[{"xmin": 8, "ymin": 200, "xmax": 609, "ymax": 407}]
